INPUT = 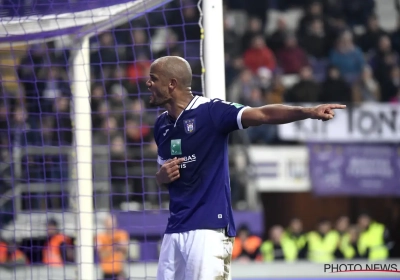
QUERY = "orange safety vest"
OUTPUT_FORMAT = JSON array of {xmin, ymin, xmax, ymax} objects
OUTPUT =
[
  {"xmin": 0, "ymin": 242, "xmax": 7, "ymax": 263},
  {"xmin": 0, "ymin": 241, "xmax": 28, "ymax": 264},
  {"xmin": 96, "ymin": 230, "xmax": 129, "ymax": 275},
  {"xmin": 232, "ymin": 236, "xmax": 262, "ymax": 260},
  {"xmin": 43, "ymin": 234, "xmax": 71, "ymax": 266}
]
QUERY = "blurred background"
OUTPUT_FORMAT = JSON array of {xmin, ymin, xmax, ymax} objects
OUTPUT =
[{"xmin": 0, "ymin": 0, "xmax": 399, "ymax": 278}]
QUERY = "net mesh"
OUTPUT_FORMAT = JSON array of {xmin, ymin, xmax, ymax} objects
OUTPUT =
[{"xmin": 0, "ymin": 0, "xmax": 202, "ymax": 279}]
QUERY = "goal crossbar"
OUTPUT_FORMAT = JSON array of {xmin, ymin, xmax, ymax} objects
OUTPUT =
[{"xmin": 0, "ymin": 0, "xmax": 171, "ymax": 44}]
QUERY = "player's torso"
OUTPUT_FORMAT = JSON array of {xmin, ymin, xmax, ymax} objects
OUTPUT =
[{"xmin": 155, "ymin": 96, "xmax": 233, "ymax": 233}]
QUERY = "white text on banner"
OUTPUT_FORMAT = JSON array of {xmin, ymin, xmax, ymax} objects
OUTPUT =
[{"xmin": 278, "ymin": 103, "xmax": 400, "ymax": 142}]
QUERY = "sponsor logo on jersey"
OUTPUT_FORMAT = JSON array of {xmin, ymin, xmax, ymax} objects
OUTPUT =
[
  {"xmin": 232, "ymin": 102, "xmax": 244, "ymax": 108},
  {"xmin": 158, "ymin": 154, "xmax": 196, "ymax": 169},
  {"xmin": 183, "ymin": 118, "xmax": 196, "ymax": 134},
  {"xmin": 171, "ymin": 139, "xmax": 182, "ymax": 155}
]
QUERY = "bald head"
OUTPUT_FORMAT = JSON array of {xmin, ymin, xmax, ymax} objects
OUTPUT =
[{"xmin": 152, "ymin": 56, "xmax": 192, "ymax": 89}]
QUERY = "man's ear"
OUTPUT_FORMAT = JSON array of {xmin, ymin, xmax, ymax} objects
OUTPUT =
[{"xmin": 169, "ymin": 78, "xmax": 177, "ymax": 90}]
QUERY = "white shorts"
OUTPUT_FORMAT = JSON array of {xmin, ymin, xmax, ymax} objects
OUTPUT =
[{"xmin": 157, "ymin": 228, "xmax": 234, "ymax": 280}]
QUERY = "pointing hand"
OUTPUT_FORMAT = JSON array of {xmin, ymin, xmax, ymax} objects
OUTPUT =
[{"xmin": 310, "ymin": 104, "xmax": 346, "ymax": 121}]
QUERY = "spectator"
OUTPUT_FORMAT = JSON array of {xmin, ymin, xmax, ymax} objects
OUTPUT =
[
  {"xmin": 127, "ymin": 29, "xmax": 151, "ymax": 60},
  {"xmin": 228, "ymin": 69, "xmax": 258, "ymax": 103},
  {"xmin": 107, "ymin": 83, "xmax": 128, "ymax": 120},
  {"xmin": 243, "ymin": 35, "xmax": 276, "ymax": 73},
  {"xmin": 224, "ymin": 15, "xmax": 242, "ymax": 61},
  {"xmin": 267, "ymin": 18, "xmax": 289, "ymax": 53},
  {"xmin": 242, "ymin": 88, "xmax": 277, "ymax": 144},
  {"xmin": 358, "ymin": 14, "xmax": 386, "ymax": 53},
  {"xmin": 338, "ymin": 226, "xmax": 361, "ymax": 259},
  {"xmin": 109, "ymin": 135, "xmax": 132, "ymax": 210},
  {"xmin": 0, "ymin": 99, "xmax": 10, "ymax": 158},
  {"xmin": 297, "ymin": 1, "xmax": 326, "ymax": 38},
  {"xmin": 127, "ymin": 54, "xmax": 152, "ymax": 94},
  {"xmin": 11, "ymin": 106, "xmax": 30, "ymax": 147},
  {"xmin": 18, "ymin": 44, "xmax": 50, "ymax": 115},
  {"xmin": 299, "ymin": 18, "xmax": 329, "ymax": 59},
  {"xmin": 224, "ymin": 13, "xmax": 244, "ymax": 87},
  {"xmin": 257, "ymin": 67, "xmax": 273, "ymax": 91},
  {"xmin": 156, "ymin": 30, "xmax": 183, "ymax": 58},
  {"xmin": 232, "ymin": 225, "xmax": 262, "ymax": 262},
  {"xmin": 327, "ymin": 15, "xmax": 350, "ymax": 48},
  {"xmin": 91, "ymin": 83, "xmax": 105, "ymax": 113},
  {"xmin": 319, "ymin": 65, "xmax": 352, "ymax": 103},
  {"xmin": 390, "ymin": 88, "xmax": 400, "ymax": 103},
  {"xmin": 91, "ymin": 32, "xmax": 119, "ymax": 79},
  {"xmin": 371, "ymin": 35, "xmax": 399, "ymax": 93},
  {"xmin": 329, "ymin": 31, "xmax": 365, "ymax": 82},
  {"xmin": 93, "ymin": 117, "xmax": 120, "ymax": 146},
  {"xmin": 276, "ymin": 34, "xmax": 309, "ymax": 74},
  {"xmin": 37, "ymin": 66, "xmax": 71, "ymax": 114},
  {"xmin": 109, "ymin": 66, "xmax": 135, "ymax": 96},
  {"xmin": 53, "ymin": 96, "xmax": 72, "ymax": 146},
  {"xmin": 225, "ymin": 57, "xmax": 246, "ymax": 89},
  {"xmin": 92, "ymin": 101, "xmax": 110, "ymax": 132},
  {"xmin": 282, "ymin": 218, "xmax": 306, "ymax": 255},
  {"xmin": 357, "ymin": 213, "xmax": 392, "ymax": 261},
  {"xmin": 242, "ymin": 17, "xmax": 264, "ymax": 52},
  {"xmin": 302, "ymin": 219, "xmax": 340, "ymax": 263},
  {"xmin": 380, "ymin": 65, "xmax": 400, "ymax": 102},
  {"xmin": 42, "ymin": 219, "xmax": 74, "ymax": 266},
  {"xmin": 341, "ymin": 0, "xmax": 375, "ymax": 27},
  {"xmin": 391, "ymin": 18, "xmax": 400, "ymax": 53},
  {"xmin": 352, "ymin": 66, "xmax": 380, "ymax": 103},
  {"xmin": 265, "ymin": 74, "xmax": 286, "ymax": 104},
  {"xmin": 260, "ymin": 225, "xmax": 297, "ymax": 262},
  {"xmin": 96, "ymin": 215, "xmax": 129, "ymax": 280},
  {"xmin": 240, "ymin": 0, "xmax": 269, "ymax": 28},
  {"xmin": 285, "ymin": 66, "xmax": 320, "ymax": 102},
  {"xmin": 125, "ymin": 118, "xmax": 152, "ymax": 153},
  {"xmin": 0, "ymin": 238, "xmax": 28, "ymax": 265},
  {"xmin": 180, "ymin": 4, "xmax": 201, "ymax": 42}
]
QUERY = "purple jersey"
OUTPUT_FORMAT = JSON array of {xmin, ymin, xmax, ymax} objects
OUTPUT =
[{"xmin": 154, "ymin": 96, "xmax": 248, "ymax": 237}]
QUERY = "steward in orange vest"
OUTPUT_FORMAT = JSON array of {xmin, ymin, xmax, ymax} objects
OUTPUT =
[
  {"xmin": 232, "ymin": 225, "xmax": 262, "ymax": 261},
  {"xmin": 96, "ymin": 215, "xmax": 129, "ymax": 280},
  {"xmin": 0, "ymin": 239, "xmax": 28, "ymax": 265},
  {"xmin": 42, "ymin": 219, "xmax": 74, "ymax": 266}
]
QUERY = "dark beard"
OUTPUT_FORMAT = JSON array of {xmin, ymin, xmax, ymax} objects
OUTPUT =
[{"xmin": 148, "ymin": 96, "xmax": 171, "ymax": 108}]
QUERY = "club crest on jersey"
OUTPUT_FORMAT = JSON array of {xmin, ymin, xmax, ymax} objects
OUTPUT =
[{"xmin": 183, "ymin": 119, "xmax": 196, "ymax": 134}]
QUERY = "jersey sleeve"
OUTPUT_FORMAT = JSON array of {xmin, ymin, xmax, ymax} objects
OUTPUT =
[{"xmin": 209, "ymin": 99, "xmax": 249, "ymax": 134}]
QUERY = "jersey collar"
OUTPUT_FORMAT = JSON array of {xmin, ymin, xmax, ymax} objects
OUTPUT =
[{"xmin": 173, "ymin": 95, "xmax": 199, "ymax": 127}]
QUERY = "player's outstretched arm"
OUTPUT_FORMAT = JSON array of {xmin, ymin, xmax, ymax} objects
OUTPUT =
[{"xmin": 241, "ymin": 104, "xmax": 346, "ymax": 127}]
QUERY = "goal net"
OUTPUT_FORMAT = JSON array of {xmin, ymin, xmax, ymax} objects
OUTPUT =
[{"xmin": 0, "ymin": 0, "xmax": 203, "ymax": 279}]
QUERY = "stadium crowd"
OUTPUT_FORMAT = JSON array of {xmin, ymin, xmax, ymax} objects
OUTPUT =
[{"xmin": 225, "ymin": 0, "xmax": 400, "ymax": 143}]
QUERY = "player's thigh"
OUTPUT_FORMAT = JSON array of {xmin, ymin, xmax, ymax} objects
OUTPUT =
[
  {"xmin": 184, "ymin": 229, "xmax": 234, "ymax": 280},
  {"xmin": 157, "ymin": 233, "xmax": 185, "ymax": 280}
]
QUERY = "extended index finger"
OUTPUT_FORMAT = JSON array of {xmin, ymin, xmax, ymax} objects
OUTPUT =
[
  {"xmin": 167, "ymin": 157, "xmax": 185, "ymax": 166},
  {"xmin": 328, "ymin": 104, "xmax": 346, "ymax": 109}
]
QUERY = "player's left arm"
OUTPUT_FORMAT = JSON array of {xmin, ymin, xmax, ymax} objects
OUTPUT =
[{"xmin": 241, "ymin": 104, "xmax": 346, "ymax": 127}]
